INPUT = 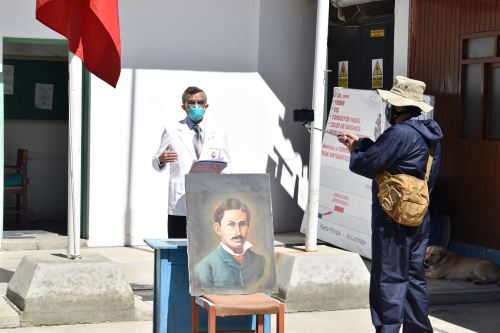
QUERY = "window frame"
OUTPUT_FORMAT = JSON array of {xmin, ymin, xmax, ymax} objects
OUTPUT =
[{"xmin": 460, "ymin": 31, "xmax": 500, "ymax": 140}]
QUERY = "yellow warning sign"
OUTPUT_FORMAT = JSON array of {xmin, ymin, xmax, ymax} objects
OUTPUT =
[
  {"xmin": 373, "ymin": 61, "xmax": 382, "ymax": 76},
  {"xmin": 372, "ymin": 59, "xmax": 383, "ymax": 89},
  {"xmin": 338, "ymin": 61, "xmax": 348, "ymax": 88},
  {"xmin": 371, "ymin": 29, "xmax": 385, "ymax": 38}
]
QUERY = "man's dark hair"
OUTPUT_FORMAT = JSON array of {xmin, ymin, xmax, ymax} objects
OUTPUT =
[
  {"xmin": 213, "ymin": 198, "xmax": 251, "ymax": 224},
  {"xmin": 182, "ymin": 86, "xmax": 206, "ymax": 104}
]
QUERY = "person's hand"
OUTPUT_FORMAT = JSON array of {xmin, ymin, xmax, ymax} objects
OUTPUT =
[
  {"xmin": 159, "ymin": 144, "xmax": 178, "ymax": 164},
  {"xmin": 338, "ymin": 133, "xmax": 359, "ymax": 152}
]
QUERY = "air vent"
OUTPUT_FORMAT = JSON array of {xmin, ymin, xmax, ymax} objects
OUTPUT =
[{"xmin": 330, "ymin": 0, "xmax": 395, "ymax": 26}]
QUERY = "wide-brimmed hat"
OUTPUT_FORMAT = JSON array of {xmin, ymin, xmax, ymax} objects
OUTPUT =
[{"xmin": 377, "ymin": 76, "xmax": 433, "ymax": 113}]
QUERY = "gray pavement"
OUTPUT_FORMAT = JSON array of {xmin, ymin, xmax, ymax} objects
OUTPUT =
[{"xmin": 1, "ymin": 243, "xmax": 500, "ymax": 332}]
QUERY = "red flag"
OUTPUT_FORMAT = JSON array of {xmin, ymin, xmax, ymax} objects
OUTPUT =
[{"xmin": 36, "ymin": 0, "xmax": 121, "ymax": 87}]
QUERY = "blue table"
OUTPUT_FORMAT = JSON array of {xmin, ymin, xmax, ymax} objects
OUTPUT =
[{"xmin": 144, "ymin": 239, "xmax": 271, "ymax": 333}]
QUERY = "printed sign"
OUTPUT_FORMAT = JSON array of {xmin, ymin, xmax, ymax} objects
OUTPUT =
[
  {"xmin": 338, "ymin": 61, "xmax": 348, "ymax": 88},
  {"xmin": 301, "ymin": 88, "xmax": 385, "ymax": 259},
  {"xmin": 301, "ymin": 89, "xmax": 435, "ymax": 259},
  {"xmin": 370, "ymin": 29, "xmax": 385, "ymax": 38},
  {"xmin": 34, "ymin": 83, "xmax": 54, "ymax": 110},
  {"xmin": 372, "ymin": 59, "xmax": 383, "ymax": 89}
]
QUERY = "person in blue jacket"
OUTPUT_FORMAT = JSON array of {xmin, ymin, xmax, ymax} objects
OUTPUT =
[
  {"xmin": 194, "ymin": 198, "xmax": 265, "ymax": 292},
  {"xmin": 339, "ymin": 76, "xmax": 443, "ymax": 333}
]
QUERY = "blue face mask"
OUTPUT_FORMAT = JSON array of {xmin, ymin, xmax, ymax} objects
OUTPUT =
[{"xmin": 187, "ymin": 105, "xmax": 205, "ymax": 122}]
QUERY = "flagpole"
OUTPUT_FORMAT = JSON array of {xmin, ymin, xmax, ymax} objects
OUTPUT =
[
  {"xmin": 305, "ymin": 0, "xmax": 329, "ymax": 252},
  {"xmin": 67, "ymin": 52, "xmax": 82, "ymax": 259}
]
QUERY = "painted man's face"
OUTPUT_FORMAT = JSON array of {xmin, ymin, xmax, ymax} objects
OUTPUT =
[{"xmin": 214, "ymin": 209, "xmax": 249, "ymax": 254}]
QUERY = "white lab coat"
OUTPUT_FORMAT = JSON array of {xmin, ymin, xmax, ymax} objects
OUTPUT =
[{"xmin": 152, "ymin": 118, "xmax": 231, "ymax": 216}]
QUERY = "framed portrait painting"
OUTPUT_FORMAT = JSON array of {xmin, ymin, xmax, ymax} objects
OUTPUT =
[{"xmin": 185, "ymin": 173, "xmax": 277, "ymax": 296}]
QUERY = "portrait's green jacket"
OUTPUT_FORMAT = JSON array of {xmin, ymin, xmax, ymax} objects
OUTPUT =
[{"xmin": 195, "ymin": 244, "xmax": 265, "ymax": 290}]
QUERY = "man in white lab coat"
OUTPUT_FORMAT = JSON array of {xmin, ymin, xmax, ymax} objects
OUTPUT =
[{"xmin": 152, "ymin": 86, "xmax": 231, "ymax": 238}]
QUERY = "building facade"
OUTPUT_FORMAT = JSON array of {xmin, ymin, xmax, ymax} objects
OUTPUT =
[{"xmin": 410, "ymin": 0, "xmax": 500, "ymax": 251}]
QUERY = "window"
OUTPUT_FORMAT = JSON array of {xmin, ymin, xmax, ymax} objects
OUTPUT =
[{"xmin": 461, "ymin": 31, "xmax": 500, "ymax": 139}]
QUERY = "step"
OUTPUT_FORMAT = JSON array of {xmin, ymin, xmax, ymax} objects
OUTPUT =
[
  {"xmin": 0, "ymin": 296, "xmax": 20, "ymax": 328},
  {"xmin": 428, "ymin": 278, "xmax": 500, "ymax": 305},
  {"xmin": 1, "ymin": 230, "xmax": 87, "ymax": 251}
]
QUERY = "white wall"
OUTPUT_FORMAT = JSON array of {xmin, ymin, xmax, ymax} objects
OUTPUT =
[
  {"xmin": 0, "ymin": 1, "xmax": 63, "ymax": 70},
  {"xmin": 119, "ymin": 0, "xmax": 260, "ymax": 72},
  {"xmin": 88, "ymin": 0, "xmax": 318, "ymax": 245},
  {"xmin": 257, "ymin": 0, "xmax": 317, "ymax": 231},
  {"xmin": 1, "ymin": 0, "xmax": 319, "ymax": 245},
  {"xmin": 88, "ymin": 70, "xmax": 284, "ymax": 245}
]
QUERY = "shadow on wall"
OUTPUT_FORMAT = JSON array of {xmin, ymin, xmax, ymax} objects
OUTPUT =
[
  {"xmin": 266, "ymin": 111, "xmax": 311, "ymax": 233},
  {"xmin": 0, "ymin": 268, "xmax": 14, "ymax": 283}
]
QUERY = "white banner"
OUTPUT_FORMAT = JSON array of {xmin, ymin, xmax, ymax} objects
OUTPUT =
[
  {"xmin": 302, "ymin": 88, "xmax": 385, "ymax": 259},
  {"xmin": 301, "ymin": 88, "xmax": 435, "ymax": 259}
]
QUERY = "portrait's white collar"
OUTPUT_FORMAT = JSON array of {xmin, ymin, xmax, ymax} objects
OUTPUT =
[{"xmin": 220, "ymin": 241, "xmax": 253, "ymax": 256}]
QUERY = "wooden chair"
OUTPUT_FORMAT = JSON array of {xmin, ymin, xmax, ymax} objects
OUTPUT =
[
  {"xmin": 4, "ymin": 149, "xmax": 29, "ymax": 224},
  {"xmin": 192, "ymin": 293, "xmax": 285, "ymax": 333}
]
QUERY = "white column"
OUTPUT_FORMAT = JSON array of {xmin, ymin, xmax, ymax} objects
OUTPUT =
[
  {"xmin": 305, "ymin": 0, "xmax": 330, "ymax": 252},
  {"xmin": 394, "ymin": 0, "xmax": 410, "ymax": 77},
  {"xmin": 67, "ymin": 52, "xmax": 82, "ymax": 259}
]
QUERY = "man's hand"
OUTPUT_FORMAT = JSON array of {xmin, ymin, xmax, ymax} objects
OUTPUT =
[
  {"xmin": 338, "ymin": 133, "xmax": 359, "ymax": 152},
  {"xmin": 159, "ymin": 144, "xmax": 178, "ymax": 164}
]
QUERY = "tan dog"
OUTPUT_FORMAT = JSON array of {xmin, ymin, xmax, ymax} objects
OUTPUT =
[{"xmin": 425, "ymin": 245, "xmax": 500, "ymax": 285}]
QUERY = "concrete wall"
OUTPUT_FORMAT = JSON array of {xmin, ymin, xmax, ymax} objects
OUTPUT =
[
  {"xmin": 257, "ymin": 0, "xmax": 317, "ymax": 232},
  {"xmin": 119, "ymin": 0, "xmax": 260, "ymax": 72},
  {"xmin": 1, "ymin": 0, "xmax": 319, "ymax": 245}
]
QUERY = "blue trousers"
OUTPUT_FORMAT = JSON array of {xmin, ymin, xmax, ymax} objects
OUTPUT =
[{"xmin": 370, "ymin": 212, "xmax": 433, "ymax": 333}]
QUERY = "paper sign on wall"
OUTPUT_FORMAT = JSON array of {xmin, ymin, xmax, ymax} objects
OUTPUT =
[
  {"xmin": 338, "ymin": 61, "xmax": 348, "ymax": 88},
  {"xmin": 372, "ymin": 59, "xmax": 383, "ymax": 89},
  {"xmin": 3, "ymin": 64, "xmax": 14, "ymax": 95},
  {"xmin": 34, "ymin": 83, "xmax": 54, "ymax": 110}
]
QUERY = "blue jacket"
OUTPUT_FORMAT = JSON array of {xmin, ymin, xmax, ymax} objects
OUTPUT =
[
  {"xmin": 349, "ymin": 118, "xmax": 443, "ymax": 222},
  {"xmin": 194, "ymin": 244, "xmax": 265, "ymax": 292}
]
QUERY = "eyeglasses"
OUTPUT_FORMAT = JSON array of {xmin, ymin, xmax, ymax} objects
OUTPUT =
[{"xmin": 185, "ymin": 100, "xmax": 206, "ymax": 106}]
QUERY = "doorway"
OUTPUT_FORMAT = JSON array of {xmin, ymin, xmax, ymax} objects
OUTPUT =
[
  {"xmin": 327, "ymin": 1, "xmax": 395, "ymax": 115},
  {"xmin": 2, "ymin": 37, "xmax": 88, "ymax": 238}
]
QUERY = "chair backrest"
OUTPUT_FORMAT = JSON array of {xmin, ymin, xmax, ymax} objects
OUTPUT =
[
  {"xmin": 17, "ymin": 149, "xmax": 28, "ymax": 182},
  {"xmin": 5, "ymin": 149, "xmax": 28, "ymax": 189}
]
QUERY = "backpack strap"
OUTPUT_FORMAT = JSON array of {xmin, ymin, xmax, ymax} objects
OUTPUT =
[
  {"xmin": 424, "ymin": 144, "xmax": 436, "ymax": 181},
  {"xmin": 401, "ymin": 123, "xmax": 436, "ymax": 182}
]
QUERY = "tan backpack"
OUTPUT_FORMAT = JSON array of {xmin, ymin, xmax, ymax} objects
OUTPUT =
[{"xmin": 375, "ymin": 145, "xmax": 435, "ymax": 227}]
